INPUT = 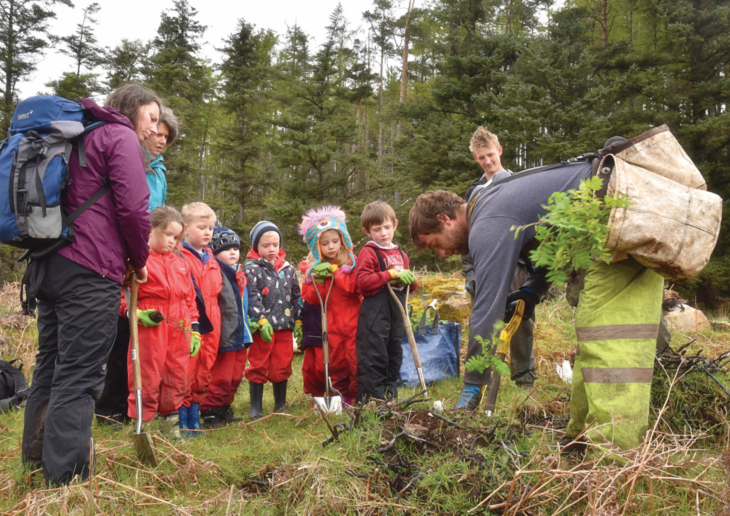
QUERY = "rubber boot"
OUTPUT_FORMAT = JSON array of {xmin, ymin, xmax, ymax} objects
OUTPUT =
[
  {"xmin": 178, "ymin": 405, "xmax": 191, "ymax": 438},
  {"xmin": 200, "ymin": 408, "xmax": 223, "ymax": 429},
  {"xmin": 249, "ymin": 382, "xmax": 264, "ymax": 420},
  {"xmin": 187, "ymin": 402, "xmax": 203, "ymax": 437},
  {"xmin": 273, "ymin": 381, "xmax": 288, "ymax": 413},
  {"xmin": 455, "ymin": 384, "xmax": 481, "ymax": 410},
  {"xmin": 220, "ymin": 405, "xmax": 242, "ymax": 425},
  {"xmin": 160, "ymin": 413, "xmax": 182, "ymax": 441}
]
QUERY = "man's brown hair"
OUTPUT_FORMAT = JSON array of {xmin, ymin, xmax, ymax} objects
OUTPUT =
[
  {"xmin": 469, "ymin": 126, "xmax": 500, "ymax": 153},
  {"xmin": 361, "ymin": 201, "xmax": 396, "ymax": 231},
  {"xmin": 409, "ymin": 190, "xmax": 466, "ymax": 250}
]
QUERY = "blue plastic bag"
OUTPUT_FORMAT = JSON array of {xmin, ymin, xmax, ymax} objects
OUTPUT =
[{"xmin": 400, "ymin": 306, "xmax": 462, "ymax": 387}]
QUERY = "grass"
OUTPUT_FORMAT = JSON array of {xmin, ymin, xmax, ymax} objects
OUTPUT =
[{"xmin": 0, "ymin": 278, "xmax": 728, "ymax": 515}]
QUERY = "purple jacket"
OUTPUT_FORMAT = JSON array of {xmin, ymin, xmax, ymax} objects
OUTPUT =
[{"xmin": 57, "ymin": 99, "xmax": 151, "ymax": 285}]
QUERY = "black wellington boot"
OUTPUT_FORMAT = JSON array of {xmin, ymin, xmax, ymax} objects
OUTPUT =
[
  {"xmin": 220, "ymin": 405, "xmax": 242, "ymax": 425},
  {"xmin": 272, "ymin": 380, "xmax": 288, "ymax": 413},
  {"xmin": 200, "ymin": 408, "xmax": 223, "ymax": 429},
  {"xmin": 249, "ymin": 382, "xmax": 264, "ymax": 420}
]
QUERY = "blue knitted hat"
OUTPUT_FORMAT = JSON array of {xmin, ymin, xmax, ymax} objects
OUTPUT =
[
  {"xmin": 250, "ymin": 221, "xmax": 282, "ymax": 253},
  {"xmin": 210, "ymin": 227, "xmax": 240, "ymax": 255}
]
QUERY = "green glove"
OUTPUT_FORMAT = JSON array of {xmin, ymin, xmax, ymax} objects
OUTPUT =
[
  {"xmin": 398, "ymin": 270, "xmax": 416, "ymax": 286},
  {"xmin": 137, "ymin": 309, "xmax": 161, "ymax": 328},
  {"xmin": 293, "ymin": 321, "xmax": 303, "ymax": 341},
  {"xmin": 312, "ymin": 262, "xmax": 333, "ymax": 283},
  {"xmin": 248, "ymin": 320, "xmax": 259, "ymax": 335},
  {"xmin": 259, "ymin": 319, "xmax": 273, "ymax": 343},
  {"xmin": 190, "ymin": 331, "xmax": 201, "ymax": 358}
]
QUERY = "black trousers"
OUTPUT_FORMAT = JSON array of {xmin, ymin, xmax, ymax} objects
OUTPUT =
[
  {"xmin": 22, "ymin": 254, "xmax": 119, "ymax": 486},
  {"xmin": 356, "ymin": 288, "xmax": 405, "ymax": 402},
  {"xmin": 93, "ymin": 315, "xmax": 130, "ymax": 423}
]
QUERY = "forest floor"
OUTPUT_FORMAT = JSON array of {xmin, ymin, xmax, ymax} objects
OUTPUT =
[{"xmin": 0, "ymin": 278, "xmax": 729, "ymax": 515}]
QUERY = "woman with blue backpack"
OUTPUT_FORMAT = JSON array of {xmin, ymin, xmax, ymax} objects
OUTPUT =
[{"xmin": 17, "ymin": 84, "xmax": 160, "ymax": 486}]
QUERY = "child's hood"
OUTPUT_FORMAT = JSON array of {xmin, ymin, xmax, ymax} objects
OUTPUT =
[{"xmin": 246, "ymin": 248, "xmax": 288, "ymax": 273}]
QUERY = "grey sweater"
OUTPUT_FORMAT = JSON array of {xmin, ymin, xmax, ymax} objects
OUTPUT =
[{"xmin": 467, "ymin": 162, "xmax": 593, "ymax": 371}]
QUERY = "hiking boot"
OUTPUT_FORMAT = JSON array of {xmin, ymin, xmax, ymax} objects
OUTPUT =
[
  {"xmin": 273, "ymin": 381, "xmax": 288, "ymax": 413},
  {"xmin": 454, "ymin": 385, "xmax": 481, "ymax": 410},
  {"xmin": 160, "ymin": 413, "xmax": 182, "ymax": 441},
  {"xmin": 249, "ymin": 382, "xmax": 264, "ymax": 420},
  {"xmin": 187, "ymin": 402, "xmax": 203, "ymax": 437},
  {"xmin": 557, "ymin": 435, "xmax": 587, "ymax": 455},
  {"xmin": 200, "ymin": 408, "xmax": 223, "ymax": 429},
  {"xmin": 220, "ymin": 405, "xmax": 242, "ymax": 425}
]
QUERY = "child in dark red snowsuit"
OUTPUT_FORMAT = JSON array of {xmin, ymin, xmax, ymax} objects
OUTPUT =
[
  {"xmin": 180, "ymin": 202, "xmax": 222, "ymax": 435},
  {"xmin": 355, "ymin": 201, "xmax": 417, "ymax": 403},
  {"xmin": 123, "ymin": 206, "xmax": 200, "ymax": 440},
  {"xmin": 199, "ymin": 227, "xmax": 254, "ymax": 428},
  {"xmin": 298, "ymin": 206, "xmax": 362, "ymax": 404},
  {"xmin": 244, "ymin": 221, "xmax": 303, "ymax": 419}
]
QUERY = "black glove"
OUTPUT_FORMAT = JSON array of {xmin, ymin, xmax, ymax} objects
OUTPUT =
[
  {"xmin": 505, "ymin": 288, "xmax": 538, "ymax": 321},
  {"xmin": 465, "ymin": 269, "xmax": 476, "ymax": 298}
]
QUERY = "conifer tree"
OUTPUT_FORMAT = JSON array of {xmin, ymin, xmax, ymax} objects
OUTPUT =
[
  {"xmin": 0, "ymin": 0, "xmax": 73, "ymax": 134},
  {"xmin": 217, "ymin": 19, "xmax": 276, "ymax": 226}
]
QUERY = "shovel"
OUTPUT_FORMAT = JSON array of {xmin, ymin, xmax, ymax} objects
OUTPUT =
[
  {"xmin": 125, "ymin": 277, "xmax": 158, "ymax": 467},
  {"xmin": 483, "ymin": 299, "xmax": 524, "ymax": 417},
  {"xmin": 311, "ymin": 273, "xmax": 342, "ymax": 415},
  {"xmin": 386, "ymin": 279, "xmax": 428, "ymax": 399}
]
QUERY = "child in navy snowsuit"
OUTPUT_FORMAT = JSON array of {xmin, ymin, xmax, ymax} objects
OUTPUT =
[{"xmin": 355, "ymin": 202, "xmax": 417, "ymax": 403}]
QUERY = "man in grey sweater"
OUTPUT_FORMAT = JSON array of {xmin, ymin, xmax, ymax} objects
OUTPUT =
[
  {"xmin": 460, "ymin": 127, "xmax": 537, "ymax": 407},
  {"xmin": 409, "ymin": 162, "xmax": 594, "ymax": 408}
]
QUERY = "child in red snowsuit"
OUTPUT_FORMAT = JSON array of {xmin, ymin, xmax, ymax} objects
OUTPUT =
[
  {"xmin": 124, "ymin": 206, "xmax": 200, "ymax": 440},
  {"xmin": 244, "ymin": 221, "xmax": 303, "ymax": 419},
  {"xmin": 180, "ymin": 202, "xmax": 222, "ymax": 435},
  {"xmin": 199, "ymin": 227, "xmax": 254, "ymax": 428},
  {"xmin": 298, "ymin": 206, "xmax": 361, "ymax": 405}
]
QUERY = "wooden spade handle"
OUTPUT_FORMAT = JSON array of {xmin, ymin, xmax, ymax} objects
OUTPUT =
[
  {"xmin": 387, "ymin": 283, "xmax": 422, "ymax": 370},
  {"xmin": 129, "ymin": 278, "xmax": 142, "ymax": 391}
]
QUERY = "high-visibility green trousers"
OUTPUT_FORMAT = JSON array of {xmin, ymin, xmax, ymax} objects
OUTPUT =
[{"xmin": 565, "ymin": 257, "xmax": 664, "ymax": 451}]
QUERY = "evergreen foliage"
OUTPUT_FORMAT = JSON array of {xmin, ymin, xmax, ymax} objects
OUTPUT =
[{"xmin": 2, "ymin": 0, "xmax": 730, "ymax": 304}]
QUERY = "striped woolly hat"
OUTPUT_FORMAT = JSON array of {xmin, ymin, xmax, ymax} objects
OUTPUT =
[
  {"xmin": 298, "ymin": 206, "xmax": 356, "ymax": 275},
  {"xmin": 250, "ymin": 221, "xmax": 282, "ymax": 253}
]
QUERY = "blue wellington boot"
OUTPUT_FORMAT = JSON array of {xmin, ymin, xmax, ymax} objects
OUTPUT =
[
  {"xmin": 178, "ymin": 405, "xmax": 191, "ymax": 438},
  {"xmin": 187, "ymin": 402, "xmax": 203, "ymax": 437},
  {"xmin": 454, "ymin": 384, "xmax": 481, "ymax": 410}
]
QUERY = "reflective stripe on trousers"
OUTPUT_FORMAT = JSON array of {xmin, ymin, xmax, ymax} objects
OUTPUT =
[{"xmin": 566, "ymin": 257, "xmax": 663, "ymax": 451}]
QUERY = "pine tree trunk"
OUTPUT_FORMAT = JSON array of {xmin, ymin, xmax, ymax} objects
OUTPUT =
[
  {"xmin": 2, "ymin": 0, "xmax": 16, "ymax": 136},
  {"xmin": 378, "ymin": 48, "xmax": 384, "ymax": 164},
  {"xmin": 601, "ymin": 0, "xmax": 608, "ymax": 46},
  {"xmin": 505, "ymin": 0, "xmax": 511, "ymax": 36},
  {"xmin": 629, "ymin": 1, "xmax": 634, "ymax": 51},
  {"xmin": 397, "ymin": 0, "xmax": 415, "ymax": 138}
]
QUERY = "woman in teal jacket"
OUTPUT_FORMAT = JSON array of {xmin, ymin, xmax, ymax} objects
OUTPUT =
[{"xmin": 143, "ymin": 106, "xmax": 178, "ymax": 211}]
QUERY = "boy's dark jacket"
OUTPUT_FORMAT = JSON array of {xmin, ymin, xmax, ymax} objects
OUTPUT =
[
  {"xmin": 244, "ymin": 249, "xmax": 302, "ymax": 330},
  {"xmin": 217, "ymin": 259, "xmax": 253, "ymax": 352}
]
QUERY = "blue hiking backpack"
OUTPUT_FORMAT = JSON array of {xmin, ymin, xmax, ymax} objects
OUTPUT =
[{"xmin": 0, "ymin": 96, "xmax": 113, "ymax": 315}]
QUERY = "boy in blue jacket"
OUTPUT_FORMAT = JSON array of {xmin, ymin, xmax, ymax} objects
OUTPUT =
[{"xmin": 200, "ymin": 227, "xmax": 254, "ymax": 428}]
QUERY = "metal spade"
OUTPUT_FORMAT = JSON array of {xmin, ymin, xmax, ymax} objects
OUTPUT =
[
  {"xmin": 311, "ymin": 273, "xmax": 342, "ymax": 414},
  {"xmin": 387, "ymin": 279, "xmax": 428, "ymax": 399},
  {"xmin": 125, "ymin": 277, "xmax": 158, "ymax": 467}
]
